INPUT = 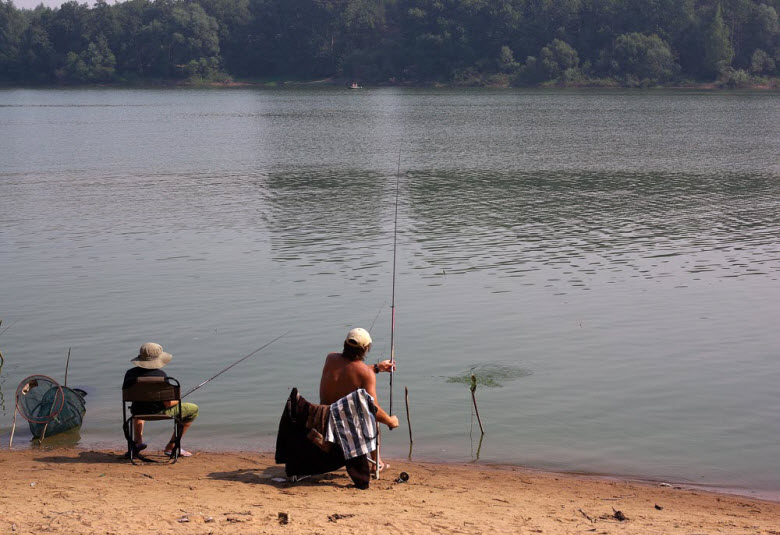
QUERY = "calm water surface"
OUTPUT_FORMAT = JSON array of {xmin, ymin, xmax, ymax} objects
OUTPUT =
[{"xmin": 1, "ymin": 88, "xmax": 779, "ymax": 496}]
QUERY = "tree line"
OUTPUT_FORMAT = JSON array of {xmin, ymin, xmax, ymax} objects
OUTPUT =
[{"xmin": 1, "ymin": 0, "xmax": 779, "ymax": 86}]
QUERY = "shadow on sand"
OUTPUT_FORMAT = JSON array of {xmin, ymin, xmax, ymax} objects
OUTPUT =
[
  {"xmin": 34, "ymin": 451, "xmax": 126, "ymax": 464},
  {"xmin": 207, "ymin": 467, "xmax": 352, "ymax": 488}
]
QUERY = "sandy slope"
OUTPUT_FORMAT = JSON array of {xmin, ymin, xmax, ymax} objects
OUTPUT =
[{"xmin": 1, "ymin": 449, "xmax": 779, "ymax": 534}]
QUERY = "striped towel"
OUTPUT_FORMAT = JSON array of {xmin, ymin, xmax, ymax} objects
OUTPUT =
[{"xmin": 325, "ymin": 389, "xmax": 377, "ymax": 460}]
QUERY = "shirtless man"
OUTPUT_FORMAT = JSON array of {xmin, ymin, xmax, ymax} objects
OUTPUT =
[{"xmin": 319, "ymin": 327, "xmax": 398, "ymax": 468}]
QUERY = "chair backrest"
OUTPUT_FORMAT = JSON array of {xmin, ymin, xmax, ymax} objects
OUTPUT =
[{"xmin": 122, "ymin": 376, "xmax": 180, "ymax": 403}]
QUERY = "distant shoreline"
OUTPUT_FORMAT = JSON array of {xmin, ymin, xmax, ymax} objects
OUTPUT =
[{"xmin": 2, "ymin": 78, "xmax": 779, "ymax": 91}]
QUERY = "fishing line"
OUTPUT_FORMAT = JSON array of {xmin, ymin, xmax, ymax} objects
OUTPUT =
[
  {"xmin": 368, "ymin": 299, "xmax": 387, "ymax": 332},
  {"xmin": 182, "ymin": 330, "xmax": 290, "ymax": 398}
]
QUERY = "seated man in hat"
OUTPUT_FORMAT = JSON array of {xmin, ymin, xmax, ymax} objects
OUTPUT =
[
  {"xmin": 319, "ymin": 327, "xmax": 398, "ymax": 471},
  {"xmin": 122, "ymin": 342, "xmax": 199, "ymax": 457}
]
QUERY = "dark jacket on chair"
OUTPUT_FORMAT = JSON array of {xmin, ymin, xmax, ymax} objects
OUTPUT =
[{"xmin": 275, "ymin": 388, "xmax": 371, "ymax": 489}]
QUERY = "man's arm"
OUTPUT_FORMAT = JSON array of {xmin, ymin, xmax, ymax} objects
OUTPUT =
[
  {"xmin": 364, "ymin": 366, "xmax": 399, "ymax": 429},
  {"xmin": 372, "ymin": 359, "xmax": 396, "ymax": 374}
]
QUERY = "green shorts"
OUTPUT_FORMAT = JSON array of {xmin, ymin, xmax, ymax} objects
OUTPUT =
[{"xmin": 164, "ymin": 402, "xmax": 199, "ymax": 423}]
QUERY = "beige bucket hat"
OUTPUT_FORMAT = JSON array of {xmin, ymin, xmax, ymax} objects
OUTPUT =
[
  {"xmin": 131, "ymin": 342, "xmax": 173, "ymax": 369},
  {"xmin": 345, "ymin": 328, "xmax": 372, "ymax": 349}
]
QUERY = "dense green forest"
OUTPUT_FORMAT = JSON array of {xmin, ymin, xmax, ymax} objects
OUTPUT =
[{"xmin": 1, "ymin": 0, "xmax": 779, "ymax": 86}]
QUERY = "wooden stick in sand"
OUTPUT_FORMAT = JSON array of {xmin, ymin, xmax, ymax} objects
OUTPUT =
[
  {"xmin": 470, "ymin": 374, "xmax": 485, "ymax": 435},
  {"xmin": 39, "ymin": 422, "xmax": 49, "ymax": 444},
  {"xmin": 64, "ymin": 347, "xmax": 71, "ymax": 387},
  {"xmin": 9, "ymin": 408, "xmax": 17, "ymax": 448},
  {"xmin": 405, "ymin": 386, "xmax": 413, "ymax": 456}
]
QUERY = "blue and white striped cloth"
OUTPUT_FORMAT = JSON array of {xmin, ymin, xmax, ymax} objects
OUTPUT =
[{"xmin": 325, "ymin": 388, "xmax": 377, "ymax": 460}]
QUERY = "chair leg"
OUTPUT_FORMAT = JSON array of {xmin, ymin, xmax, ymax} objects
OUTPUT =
[
  {"xmin": 171, "ymin": 420, "xmax": 182, "ymax": 464},
  {"xmin": 126, "ymin": 417, "xmax": 144, "ymax": 465},
  {"xmin": 128, "ymin": 418, "xmax": 136, "ymax": 465},
  {"xmin": 170, "ymin": 406, "xmax": 183, "ymax": 464}
]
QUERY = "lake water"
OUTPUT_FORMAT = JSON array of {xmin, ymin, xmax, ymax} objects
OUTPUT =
[{"xmin": 1, "ymin": 87, "xmax": 779, "ymax": 497}]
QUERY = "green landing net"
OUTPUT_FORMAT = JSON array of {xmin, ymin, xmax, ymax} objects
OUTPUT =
[{"xmin": 13, "ymin": 375, "xmax": 86, "ymax": 440}]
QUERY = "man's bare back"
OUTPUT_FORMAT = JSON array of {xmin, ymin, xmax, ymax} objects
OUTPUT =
[
  {"xmin": 319, "ymin": 353, "xmax": 398, "ymax": 429},
  {"xmin": 320, "ymin": 328, "xmax": 399, "ymax": 471},
  {"xmin": 319, "ymin": 352, "xmax": 371, "ymax": 403}
]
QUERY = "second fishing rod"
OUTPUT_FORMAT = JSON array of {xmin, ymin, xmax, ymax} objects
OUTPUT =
[
  {"xmin": 388, "ymin": 152, "xmax": 401, "ymax": 417},
  {"xmin": 182, "ymin": 330, "xmax": 290, "ymax": 398}
]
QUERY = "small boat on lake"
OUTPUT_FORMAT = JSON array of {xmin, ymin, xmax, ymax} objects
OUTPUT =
[{"xmin": 349, "ymin": 81, "xmax": 362, "ymax": 89}]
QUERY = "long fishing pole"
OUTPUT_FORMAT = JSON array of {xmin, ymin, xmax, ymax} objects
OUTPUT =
[
  {"xmin": 182, "ymin": 330, "xmax": 289, "ymax": 398},
  {"xmin": 389, "ymin": 152, "xmax": 401, "ymax": 416},
  {"xmin": 0, "ymin": 319, "xmax": 19, "ymax": 337}
]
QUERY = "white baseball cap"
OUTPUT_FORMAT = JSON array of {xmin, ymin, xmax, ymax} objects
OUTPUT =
[{"xmin": 345, "ymin": 328, "xmax": 372, "ymax": 349}]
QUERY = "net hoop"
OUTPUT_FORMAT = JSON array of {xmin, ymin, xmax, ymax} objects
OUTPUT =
[{"xmin": 15, "ymin": 375, "xmax": 66, "ymax": 424}]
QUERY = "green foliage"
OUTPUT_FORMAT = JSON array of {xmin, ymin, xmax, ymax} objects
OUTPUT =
[
  {"xmin": 741, "ymin": 3, "xmax": 780, "ymax": 65},
  {"xmin": 717, "ymin": 66, "xmax": 753, "ymax": 87},
  {"xmin": 539, "ymin": 38, "xmax": 580, "ymax": 80},
  {"xmin": 1, "ymin": 0, "xmax": 779, "ymax": 85},
  {"xmin": 58, "ymin": 34, "xmax": 115, "ymax": 82},
  {"xmin": 750, "ymin": 48, "xmax": 777, "ymax": 73},
  {"xmin": 605, "ymin": 32, "xmax": 680, "ymax": 83},
  {"xmin": 20, "ymin": 21, "xmax": 56, "ymax": 83},
  {"xmin": 168, "ymin": 3, "xmax": 221, "ymax": 78},
  {"xmin": 703, "ymin": 4, "xmax": 735, "ymax": 76},
  {"xmin": 0, "ymin": 0, "xmax": 26, "ymax": 79},
  {"xmin": 497, "ymin": 45, "xmax": 519, "ymax": 74}
]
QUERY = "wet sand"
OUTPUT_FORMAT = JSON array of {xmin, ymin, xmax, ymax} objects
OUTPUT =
[{"xmin": 1, "ymin": 448, "xmax": 779, "ymax": 534}]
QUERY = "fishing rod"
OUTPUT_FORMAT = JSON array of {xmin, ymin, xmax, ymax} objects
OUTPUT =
[
  {"xmin": 389, "ymin": 152, "xmax": 401, "ymax": 416},
  {"xmin": 0, "ymin": 319, "xmax": 19, "ymax": 337},
  {"xmin": 182, "ymin": 330, "xmax": 290, "ymax": 398}
]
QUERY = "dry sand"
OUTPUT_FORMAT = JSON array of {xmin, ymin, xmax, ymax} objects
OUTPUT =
[{"xmin": 1, "ymin": 448, "xmax": 779, "ymax": 534}]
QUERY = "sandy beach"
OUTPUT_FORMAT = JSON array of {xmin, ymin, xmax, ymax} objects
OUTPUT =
[{"xmin": 1, "ymin": 448, "xmax": 779, "ymax": 534}]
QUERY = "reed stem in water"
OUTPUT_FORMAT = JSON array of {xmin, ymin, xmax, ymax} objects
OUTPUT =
[{"xmin": 470, "ymin": 374, "xmax": 485, "ymax": 435}]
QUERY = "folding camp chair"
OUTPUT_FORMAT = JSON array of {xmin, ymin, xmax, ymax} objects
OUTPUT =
[{"xmin": 122, "ymin": 376, "xmax": 182, "ymax": 464}]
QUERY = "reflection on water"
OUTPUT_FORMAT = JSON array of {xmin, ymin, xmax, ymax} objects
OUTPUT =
[
  {"xmin": 470, "ymin": 430, "xmax": 485, "ymax": 461},
  {"xmin": 0, "ymin": 88, "xmax": 779, "ymax": 493},
  {"xmin": 32, "ymin": 427, "xmax": 82, "ymax": 448},
  {"xmin": 264, "ymin": 169, "xmax": 391, "ymax": 284},
  {"xmin": 258, "ymin": 167, "xmax": 780, "ymax": 293},
  {"xmin": 405, "ymin": 170, "xmax": 780, "ymax": 286},
  {"xmin": 0, "ymin": 348, "xmax": 6, "ymax": 415},
  {"xmin": 0, "ymin": 319, "xmax": 10, "ymax": 417}
]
